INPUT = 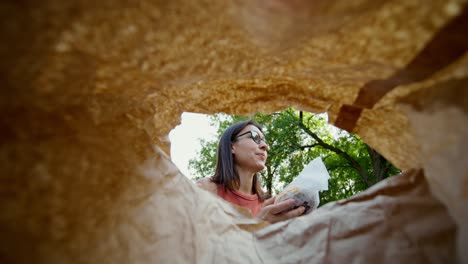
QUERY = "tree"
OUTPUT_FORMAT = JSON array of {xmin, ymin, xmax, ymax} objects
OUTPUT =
[
  {"xmin": 188, "ymin": 108, "xmax": 400, "ymax": 206},
  {"xmin": 188, "ymin": 114, "xmax": 243, "ymax": 181}
]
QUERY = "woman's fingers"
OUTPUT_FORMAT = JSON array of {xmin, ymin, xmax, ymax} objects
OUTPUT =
[
  {"xmin": 283, "ymin": 206, "xmax": 305, "ymax": 219},
  {"xmin": 263, "ymin": 196, "xmax": 276, "ymax": 207},
  {"xmin": 268, "ymin": 199, "xmax": 296, "ymax": 214},
  {"xmin": 272, "ymin": 206, "xmax": 305, "ymax": 223},
  {"xmin": 258, "ymin": 199, "xmax": 306, "ymax": 224}
]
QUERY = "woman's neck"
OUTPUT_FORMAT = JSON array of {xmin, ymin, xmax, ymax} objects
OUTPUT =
[{"xmin": 235, "ymin": 166, "xmax": 255, "ymax": 194}]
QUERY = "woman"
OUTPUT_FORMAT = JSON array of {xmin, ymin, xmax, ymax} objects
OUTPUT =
[{"xmin": 197, "ymin": 120, "xmax": 305, "ymax": 223}]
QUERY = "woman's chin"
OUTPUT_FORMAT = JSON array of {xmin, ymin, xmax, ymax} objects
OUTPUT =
[{"xmin": 256, "ymin": 163, "xmax": 266, "ymax": 172}]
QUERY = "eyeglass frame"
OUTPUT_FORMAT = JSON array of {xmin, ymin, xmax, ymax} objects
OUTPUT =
[{"xmin": 235, "ymin": 130, "xmax": 268, "ymax": 145}]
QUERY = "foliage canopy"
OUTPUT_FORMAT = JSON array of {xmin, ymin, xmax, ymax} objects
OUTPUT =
[{"xmin": 188, "ymin": 108, "xmax": 400, "ymax": 205}]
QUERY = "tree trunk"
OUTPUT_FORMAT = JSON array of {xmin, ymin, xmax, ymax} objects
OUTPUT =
[
  {"xmin": 366, "ymin": 145, "xmax": 388, "ymax": 182},
  {"xmin": 265, "ymin": 166, "xmax": 273, "ymax": 195}
]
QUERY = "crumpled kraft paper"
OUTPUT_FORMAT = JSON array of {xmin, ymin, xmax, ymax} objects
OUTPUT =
[
  {"xmin": 100, "ymin": 150, "xmax": 457, "ymax": 263},
  {"xmin": 115, "ymin": 150, "xmax": 459, "ymax": 263},
  {"xmin": 254, "ymin": 169, "xmax": 455, "ymax": 263}
]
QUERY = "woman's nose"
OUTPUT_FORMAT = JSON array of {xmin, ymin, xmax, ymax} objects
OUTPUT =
[{"xmin": 259, "ymin": 141, "xmax": 269, "ymax": 151}]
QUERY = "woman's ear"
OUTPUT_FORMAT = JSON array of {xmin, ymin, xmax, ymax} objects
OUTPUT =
[{"xmin": 231, "ymin": 143, "xmax": 236, "ymax": 154}]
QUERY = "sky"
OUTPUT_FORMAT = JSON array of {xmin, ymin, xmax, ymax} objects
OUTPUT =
[{"xmin": 168, "ymin": 112, "xmax": 217, "ymax": 178}]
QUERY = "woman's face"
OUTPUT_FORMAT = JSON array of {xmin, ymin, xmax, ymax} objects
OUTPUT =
[{"xmin": 231, "ymin": 125, "xmax": 269, "ymax": 173}]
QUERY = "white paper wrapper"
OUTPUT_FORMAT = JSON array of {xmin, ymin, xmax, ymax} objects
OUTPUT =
[{"xmin": 275, "ymin": 157, "xmax": 330, "ymax": 213}]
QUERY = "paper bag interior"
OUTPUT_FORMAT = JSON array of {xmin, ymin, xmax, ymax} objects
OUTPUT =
[{"xmin": 0, "ymin": 0, "xmax": 467, "ymax": 263}]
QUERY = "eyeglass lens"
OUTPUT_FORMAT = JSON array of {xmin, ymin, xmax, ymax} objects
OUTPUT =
[
  {"xmin": 250, "ymin": 131, "xmax": 261, "ymax": 144},
  {"xmin": 236, "ymin": 130, "xmax": 267, "ymax": 145},
  {"xmin": 249, "ymin": 131, "xmax": 266, "ymax": 144}
]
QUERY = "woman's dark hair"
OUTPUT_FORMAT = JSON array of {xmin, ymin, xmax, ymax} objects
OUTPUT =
[{"xmin": 210, "ymin": 120, "xmax": 269, "ymax": 201}]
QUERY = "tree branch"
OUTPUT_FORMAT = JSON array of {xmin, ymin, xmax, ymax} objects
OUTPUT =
[
  {"xmin": 298, "ymin": 143, "xmax": 321, "ymax": 150},
  {"xmin": 288, "ymin": 111, "xmax": 374, "ymax": 187}
]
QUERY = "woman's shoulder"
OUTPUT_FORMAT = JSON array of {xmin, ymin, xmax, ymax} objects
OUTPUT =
[{"xmin": 196, "ymin": 177, "xmax": 218, "ymax": 194}]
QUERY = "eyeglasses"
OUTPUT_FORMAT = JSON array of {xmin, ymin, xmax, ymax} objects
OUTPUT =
[{"xmin": 235, "ymin": 130, "xmax": 268, "ymax": 145}]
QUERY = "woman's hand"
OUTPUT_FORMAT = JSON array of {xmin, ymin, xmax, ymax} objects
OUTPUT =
[{"xmin": 257, "ymin": 196, "xmax": 305, "ymax": 224}]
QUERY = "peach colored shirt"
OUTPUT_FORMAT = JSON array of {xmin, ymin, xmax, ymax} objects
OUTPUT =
[{"xmin": 217, "ymin": 185, "xmax": 264, "ymax": 216}]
